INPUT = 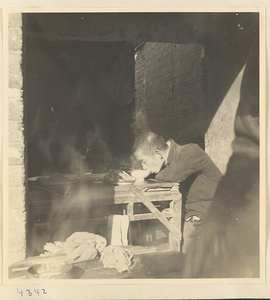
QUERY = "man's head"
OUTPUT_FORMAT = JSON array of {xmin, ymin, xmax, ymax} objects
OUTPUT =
[{"xmin": 133, "ymin": 131, "xmax": 168, "ymax": 174}]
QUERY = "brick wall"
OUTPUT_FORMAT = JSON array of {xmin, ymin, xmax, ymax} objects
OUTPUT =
[
  {"xmin": 8, "ymin": 13, "xmax": 27, "ymax": 265},
  {"xmin": 134, "ymin": 42, "xmax": 206, "ymax": 147}
]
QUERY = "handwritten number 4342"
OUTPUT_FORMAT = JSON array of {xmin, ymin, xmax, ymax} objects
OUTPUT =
[{"xmin": 17, "ymin": 289, "xmax": 47, "ymax": 296}]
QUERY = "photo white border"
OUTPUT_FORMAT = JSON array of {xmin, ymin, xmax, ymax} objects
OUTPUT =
[{"xmin": 1, "ymin": 2, "xmax": 269, "ymax": 299}]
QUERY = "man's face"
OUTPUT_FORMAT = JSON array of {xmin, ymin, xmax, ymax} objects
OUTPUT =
[{"xmin": 135, "ymin": 149, "xmax": 165, "ymax": 174}]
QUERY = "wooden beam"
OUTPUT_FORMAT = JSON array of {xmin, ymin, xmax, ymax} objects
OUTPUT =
[{"xmin": 129, "ymin": 187, "xmax": 181, "ymax": 243}]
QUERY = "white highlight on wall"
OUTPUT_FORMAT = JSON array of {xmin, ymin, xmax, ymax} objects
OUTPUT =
[{"xmin": 205, "ymin": 65, "xmax": 246, "ymax": 174}]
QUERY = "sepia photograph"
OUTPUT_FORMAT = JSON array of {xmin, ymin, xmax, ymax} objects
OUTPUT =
[{"xmin": 1, "ymin": 5, "xmax": 267, "ymax": 296}]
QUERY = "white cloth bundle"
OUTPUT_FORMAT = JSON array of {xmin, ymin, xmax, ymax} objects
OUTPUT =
[
  {"xmin": 100, "ymin": 245, "xmax": 133, "ymax": 273},
  {"xmin": 43, "ymin": 232, "xmax": 107, "ymax": 261},
  {"xmin": 107, "ymin": 215, "xmax": 130, "ymax": 246}
]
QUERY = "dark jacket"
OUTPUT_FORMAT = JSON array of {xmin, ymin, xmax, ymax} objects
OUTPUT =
[
  {"xmin": 156, "ymin": 140, "xmax": 222, "ymax": 221},
  {"xmin": 83, "ymin": 137, "xmax": 113, "ymax": 173}
]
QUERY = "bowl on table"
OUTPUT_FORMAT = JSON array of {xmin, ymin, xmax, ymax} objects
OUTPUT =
[{"xmin": 130, "ymin": 170, "xmax": 151, "ymax": 183}]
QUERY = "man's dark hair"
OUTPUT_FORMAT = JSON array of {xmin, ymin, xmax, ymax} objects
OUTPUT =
[{"xmin": 133, "ymin": 130, "xmax": 167, "ymax": 155}]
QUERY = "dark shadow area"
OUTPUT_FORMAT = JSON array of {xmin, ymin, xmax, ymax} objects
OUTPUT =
[{"xmin": 202, "ymin": 13, "xmax": 258, "ymax": 128}]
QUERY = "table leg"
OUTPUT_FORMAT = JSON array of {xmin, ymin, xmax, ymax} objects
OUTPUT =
[
  {"xmin": 169, "ymin": 195, "xmax": 182, "ymax": 251},
  {"xmin": 129, "ymin": 187, "xmax": 181, "ymax": 244}
]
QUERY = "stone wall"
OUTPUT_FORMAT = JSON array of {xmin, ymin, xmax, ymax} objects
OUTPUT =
[{"xmin": 8, "ymin": 13, "xmax": 26, "ymax": 265}]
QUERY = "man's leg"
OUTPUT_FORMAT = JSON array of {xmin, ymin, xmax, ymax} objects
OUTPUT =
[{"xmin": 181, "ymin": 220, "xmax": 199, "ymax": 254}]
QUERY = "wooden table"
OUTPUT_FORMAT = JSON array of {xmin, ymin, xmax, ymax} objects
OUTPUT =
[
  {"xmin": 113, "ymin": 180, "xmax": 182, "ymax": 252},
  {"xmin": 27, "ymin": 175, "xmax": 182, "ymax": 255}
]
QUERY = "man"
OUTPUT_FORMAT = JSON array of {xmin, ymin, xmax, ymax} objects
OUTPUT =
[
  {"xmin": 75, "ymin": 120, "xmax": 113, "ymax": 173},
  {"xmin": 132, "ymin": 131, "xmax": 223, "ymax": 253}
]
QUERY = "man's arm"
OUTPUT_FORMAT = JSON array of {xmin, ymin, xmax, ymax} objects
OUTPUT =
[{"xmin": 156, "ymin": 144, "xmax": 206, "ymax": 182}]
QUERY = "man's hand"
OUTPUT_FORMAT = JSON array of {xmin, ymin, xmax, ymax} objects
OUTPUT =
[{"xmin": 118, "ymin": 171, "xmax": 135, "ymax": 181}]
